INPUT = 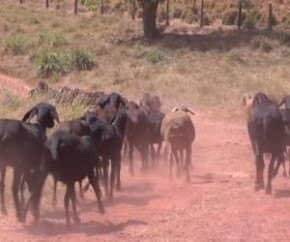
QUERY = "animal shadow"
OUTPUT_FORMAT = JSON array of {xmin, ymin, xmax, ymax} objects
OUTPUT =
[
  {"xmin": 274, "ymin": 189, "xmax": 290, "ymax": 199},
  {"xmin": 192, "ymin": 173, "xmax": 215, "ymax": 184},
  {"xmin": 25, "ymin": 219, "xmax": 147, "ymax": 236}
]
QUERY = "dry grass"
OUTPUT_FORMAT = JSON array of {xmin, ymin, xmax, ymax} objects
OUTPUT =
[{"xmin": 1, "ymin": 0, "xmax": 290, "ymax": 116}]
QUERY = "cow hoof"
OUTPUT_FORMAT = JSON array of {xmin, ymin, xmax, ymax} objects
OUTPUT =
[
  {"xmin": 254, "ymin": 184, "xmax": 263, "ymax": 192},
  {"xmin": 1, "ymin": 208, "xmax": 7, "ymax": 216},
  {"xmin": 98, "ymin": 205, "xmax": 105, "ymax": 214},
  {"xmin": 17, "ymin": 214, "xmax": 25, "ymax": 223},
  {"xmin": 116, "ymin": 184, "xmax": 121, "ymax": 191},
  {"xmin": 129, "ymin": 169, "xmax": 134, "ymax": 176},
  {"xmin": 265, "ymin": 186, "xmax": 272, "ymax": 194},
  {"xmin": 73, "ymin": 216, "xmax": 81, "ymax": 225}
]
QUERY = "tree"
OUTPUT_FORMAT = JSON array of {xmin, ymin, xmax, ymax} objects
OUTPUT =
[{"xmin": 138, "ymin": 0, "xmax": 163, "ymax": 38}]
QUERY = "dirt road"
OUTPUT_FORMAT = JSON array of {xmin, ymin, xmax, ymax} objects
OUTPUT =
[
  {"xmin": 0, "ymin": 73, "xmax": 31, "ymax": 97},
  {"xmin": 0, "ymin": 73, "xmax": 290, "ymax": 241},
  {"xmin": 0, "ymin": 112, "xmax": 289, "ymax": 242}
]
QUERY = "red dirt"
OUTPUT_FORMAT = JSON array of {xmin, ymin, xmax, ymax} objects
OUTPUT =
[
  {"xmin": 1, "ymin": 74, "xmax": 290, "ymax": 241},
  {"xmin": 0, "ymin": 73, "xmax": 31, "ymax": 97}
]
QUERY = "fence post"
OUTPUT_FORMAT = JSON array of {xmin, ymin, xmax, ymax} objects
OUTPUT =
[
  {"xmin": 132, "ymin": 0, "xmax": 136, "ymax": 20},
  {"xmin": 193, "ymin": 0, "xmax": 196, "ymax": 9},
  {"xmin": 237, "ymin": 1, "xmax": 242, "ymax": 30},
  {"xmin": 268, "ymin": 3, "xmax": 272, "ymax": 30},
  {"xmin": 200, "ymin": 0, "xmax": 204, "ymax": 28},
  {"xmin": 166, "ymin": 0, "xmax": 170, "ymax": 26},
  {"xmin": 101, "ymin": 0, "xmax": 104, "ymax": 14},
  {"xmin": 20, "ymin": 0, "xmax": 23, "ymax": 4},
  {"xmin": 74, "ymin": 0, "xmax": 78, "ymax": 15},
  {"xmin": 45, "ymin": 0, "xmax": 49, "ymax": 9}
]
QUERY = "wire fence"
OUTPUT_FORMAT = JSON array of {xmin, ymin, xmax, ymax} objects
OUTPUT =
[{"xmin": 18, "ymin": 0, "xmax": 277, "ymax": 31}]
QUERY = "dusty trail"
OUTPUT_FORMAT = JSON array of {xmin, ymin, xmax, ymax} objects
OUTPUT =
[
  {"xmin": 0, "ymin": 73, "xmax": 31, "ymax": 97},
  {"xmin": 0, "ymin": 73, "xmax": 290, "ymax": 241}
]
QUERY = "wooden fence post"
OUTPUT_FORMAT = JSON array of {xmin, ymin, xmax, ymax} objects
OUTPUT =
[
  {"xmin": 268, "ymin": 3, "xmax": 272, "ymax": 30},
  {"xmin": 74, "ymin": 0, "xmax": 78, "ymax": 15},
  {"xmin": 166, "ymin": 0, "xmax": 170, "ymax": 26},
  {"xmin": 101, "ymin": 0, "xmax": 104, "ymax": 14},
  {"xmin": 237, "ymin": 1, "xmax": 242, "ymax": 30},
  {"xmin": 132, "ymin": 0, "xmax": 136, "ymax": 20},
  {"xmin": 200, "ymin": 0, "xmax": 204, "ymax": 28},
  {"xmin": 45, "ymin": 0, "xmax": 49, "ymax": 9}
]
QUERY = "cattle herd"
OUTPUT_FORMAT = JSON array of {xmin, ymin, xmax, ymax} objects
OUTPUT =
[
  {"xmin": 1, "ymin": 82, "xmax": 289, "ymax": 227},
  {"xmin": 0, "ymin": 83, "xmax": 196, "ymax": 226}
]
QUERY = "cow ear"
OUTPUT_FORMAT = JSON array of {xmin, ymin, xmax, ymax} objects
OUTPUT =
[
  {"xmin": 50, "ymin": 108, "xmax": 60, "ymax": 123},
  {"xmin": 22, "ymin": 107, "xmax": 38, "ymax": 122},
  {"xmin": 171, "ymin": 107, "xmax": 179, "ymax": 112},
  {"xmin": 186, "ymin": 108, "xmax": 195, "ymax": 115}
]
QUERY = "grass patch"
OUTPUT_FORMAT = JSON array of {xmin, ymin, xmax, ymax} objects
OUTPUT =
[
  {"xmin": 145, "ymin": 50, "xmax": 165, "ymax": 64},
  {"xmin": 38, "ymin": 30, "xmax": 67, "ymax": 49},
  {"xmin": 71, "ymin": 48, "xmax": 96, "ymax": 71},
  {"xmin": 36, "ymin": 51, "xmax": 71, "ymax": 78},
  {"xmin": 3, "ymin": 35, "xmax": 27, "ymax": 55},
  {"xmin": 65, "ymin": 99, "xmax": 89, "ymax": 120}
]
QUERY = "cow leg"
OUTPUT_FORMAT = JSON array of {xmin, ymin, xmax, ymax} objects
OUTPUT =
[
  {"xmin": 266, "ymin": 153, "xmax": 277, "ymax": 194},
  {"xmin": 168, "ymin": 146, "xmax": 174, "ymax": 180},
  {"xmin": 71, "ymin": 184, "xmax": 80, "ymax": 224},
  {"xmin": 179, "ymin": 149, "xmax": 184, "ymax": 171},
  {"xmin": 88, "ymin": 169, "xmax": 105, "ymax": 214},
  {"xmin": 156, "ymin": 142, "xmax": 162, "ymax": 165},
  {"xmin": 109, "ymin": 159, "xmax": 116, "ymax": 199},
  {"xmin": 78, "ymin": 180, "xmax": 84, "ymax": 200},
  {"xmin": 172, "ymin": 149, "xmax": 180, "ymax": 178},
  {"xmin": 273, "ymin": 151, "xmax": 285, "ymax": 178},
  {"xmin": 150, "ymin": 144, "xmax": 156, "ymax": 168},
  {"xmin": 52, "ymin": 177, "xmax": 58, "ymax": 208},
  {"xmin": 102, "ymin": 158, "xmax": 109, "ymax": 197},
  {"xmin": 254, "ymin": 150, "xmax": 264, "ymax": 191},
  {"xmin": 12, "ymin": 169, "xmax": 24, "ymax": 222},
  {"xmin": 115, "ymin": 151, "xmax": 122, "ymax": 191},
  {"xmin": 64, "ymin": 184, "xmax": 71, "ymax": 227},
  {"xmin": 0, "ymin": 165, "xmax": 7, "ymax": 215},
  {"xmin": 144, "ymin": 145, "xmax": 150, "ymax": 171},
  {"xmin": 128, "ymin": 142, "xmax": 135, "ymax": 176},
  {"xmin": 185, "ymin": 145, "xmax": 192, "ymax": 182}
]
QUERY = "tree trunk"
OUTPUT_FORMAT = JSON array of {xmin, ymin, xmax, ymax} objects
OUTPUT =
[{"xmin": 141, "ymin": 1, "xmax": 159, "ymax": 38}]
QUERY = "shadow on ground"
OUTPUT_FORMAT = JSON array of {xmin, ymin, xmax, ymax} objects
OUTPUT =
[
  {"xmin": 24, "ymin": 219, "xmax": 147, "ymax": 236},
  {"xmin": 122, "ymin": 28, "xmax": 290, "ymax": 53},
  {"xmin": 274, "ymin": 189, "xmax": 290, "ymax": 199}
]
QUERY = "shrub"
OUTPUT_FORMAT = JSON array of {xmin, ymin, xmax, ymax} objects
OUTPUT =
[
  {"xmin": 181, "ymin": 7, "xmax": 198, "ymax": 24},
  {"xmin": 80, "ymin": 0, "xmax": 109, "ymax": 12},
  {"xmin": 38, "ymin": 31, "xmax": 67, "ymax": 49},
  {"xmin": 145, "ymin": 50, "xmax": 165, "ymax": 64},
  {"xmin": 222, "ymin": 8, "xmax": 238, "ymax": 25},
  {"xmin": 257, "ymin": 12, "xmax": 278, "ymax": 28},
  {"xmin": 171, "ymin": 5, "xmax": 183, "ymax": 18},
  {"xmin": 157, "ymin": 5, "xmax": 167, "ymax": 23},
  {"xmin": 66, "ymin": 99, "xmax": 89, "ymax": 119},
  {"xmin": 36, "ymin": 51, "xmax": 70, "ymax": 77},
  {"xmin": 71, "ymin": 48, "xmax": 95, "ymax": 71},
  {"xmin": 4, "ymin": 35, "xmax": 27, "ymax": 55},
  {"xmin": 281, "ymin": 13, "xmax": 290, "ymax": 28},
  {"xmin": 243, "ymin": 13, "xmax": 256, "ymax": 29},
  {"xmin": 203, "ymin": 14, "xmax": 212, "ymax": 26},
  {"xmin": 242, "ymin": 0, "xmax": 254, "ymax": 10}
]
